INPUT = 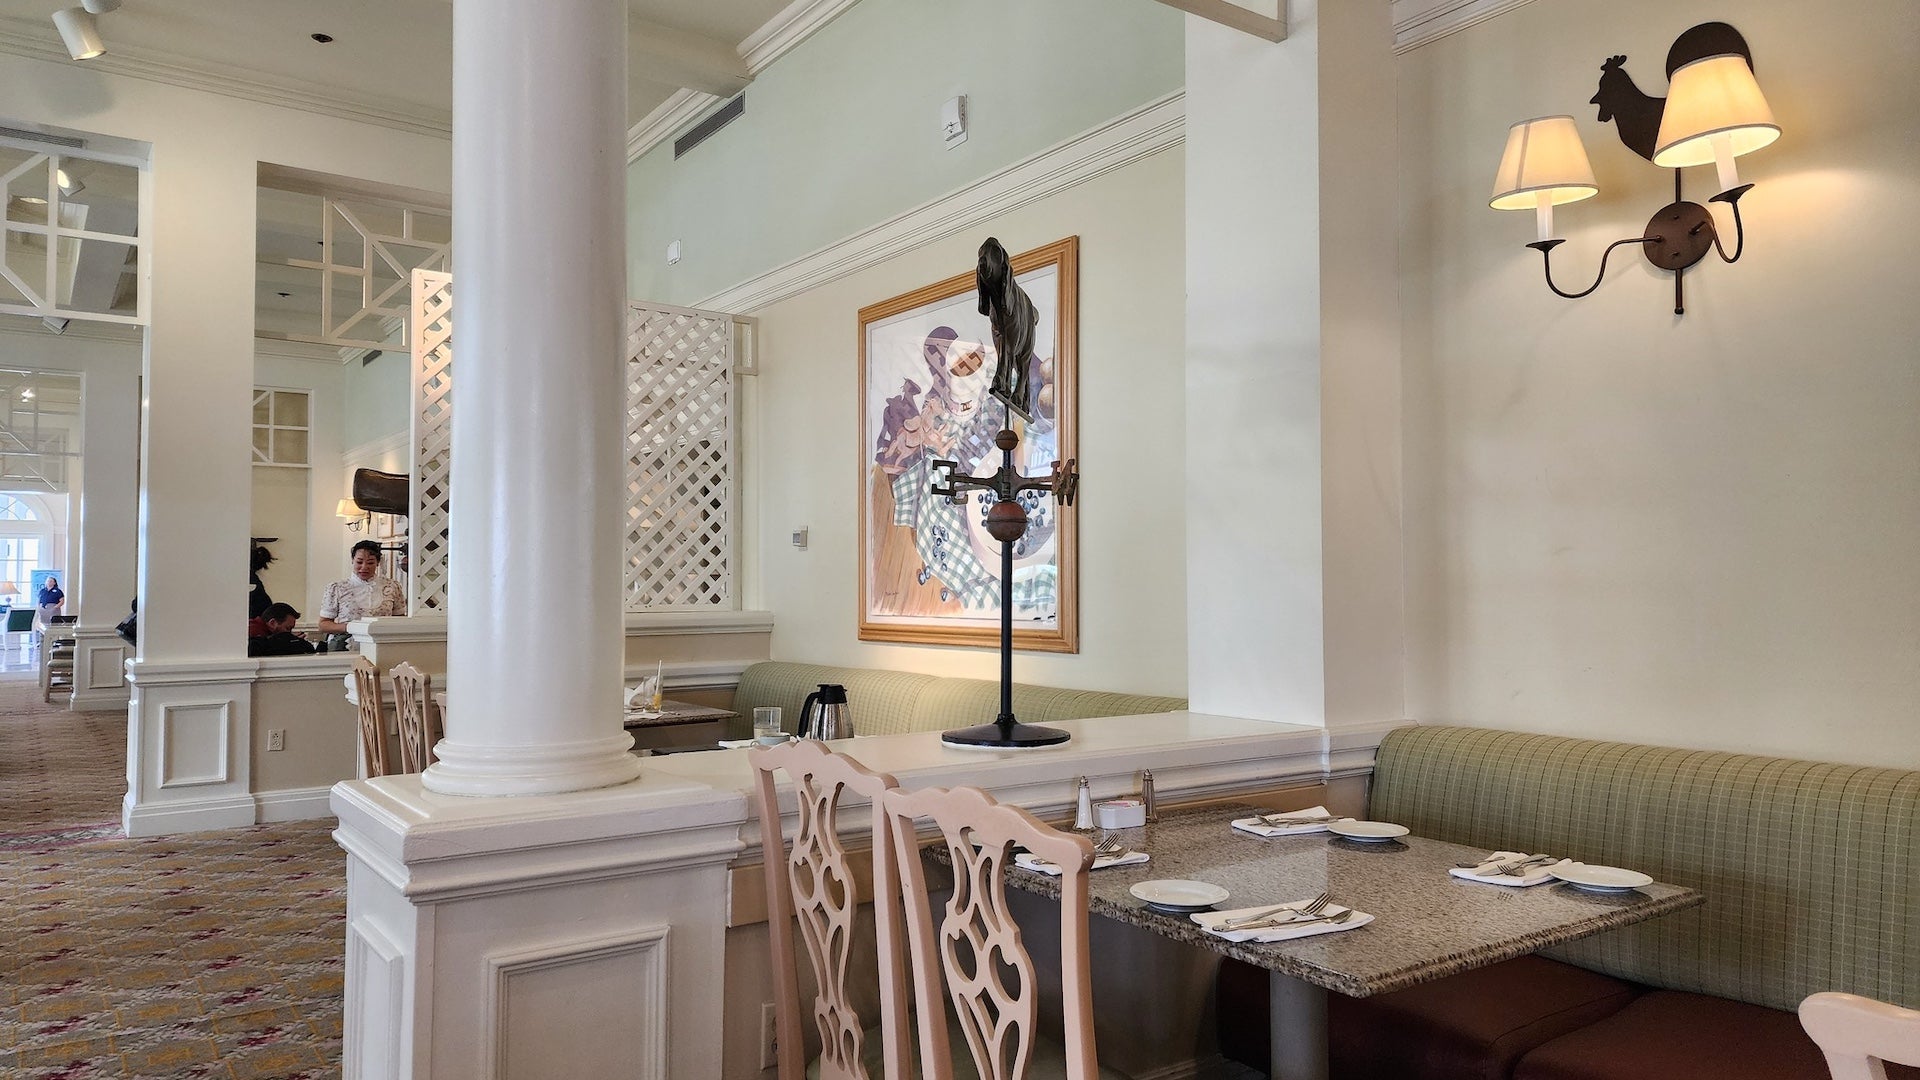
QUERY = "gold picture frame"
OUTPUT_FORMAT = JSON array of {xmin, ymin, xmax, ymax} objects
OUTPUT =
[{"xmin": 857, "ymin": 236, "xmax": 1078, "ymax": 653}]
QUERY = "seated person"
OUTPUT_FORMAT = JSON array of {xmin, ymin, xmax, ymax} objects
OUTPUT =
[
  {"xmin": 318, "ymin": 540, "xmax": 406, "ymax": 650},
  {"xmin": 248, "ymin": 602, "xmax": 316, "ymax": 657}
]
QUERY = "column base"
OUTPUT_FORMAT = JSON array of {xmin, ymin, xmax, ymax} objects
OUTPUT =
[
  {"xmin": 421, "ymin": 731, "xmax": 645, "ymax": 797},
  {"xmin": 68, "ymin": 626, "xmax": 131, "ymax": 710}
]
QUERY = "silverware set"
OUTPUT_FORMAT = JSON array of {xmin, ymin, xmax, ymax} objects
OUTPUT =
[
  {"xmin": 1219, "ymin": 890, "xmax": 1357, "ymax": 932},
  {"xmin": 1092, "ymin": 833, "xmax": 1126, "ymax": 859},
  {"xmin": 1259, "ymin": 812, "xmax": 1350, "ymax": 826},
  {"xmin": 1455, "ymin": 853, "xmax": 1559, "ymax": 876}
]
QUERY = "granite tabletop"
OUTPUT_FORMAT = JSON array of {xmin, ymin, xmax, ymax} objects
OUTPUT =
[
  {"xmin": 933, "ymin": 802, "xmax": 1703, "ymax": 999},
  {"xmin": 622, "ymin": 699, "xmax": 737, "ymax": 729}
]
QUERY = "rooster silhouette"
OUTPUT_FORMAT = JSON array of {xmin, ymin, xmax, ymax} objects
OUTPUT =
[{"xmin": 1590, "ymin": 55, "xmax": 1664, "ymax": 161}]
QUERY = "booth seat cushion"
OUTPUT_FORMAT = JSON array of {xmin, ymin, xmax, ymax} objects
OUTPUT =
[
  {"xmin": 1331, "ymin": 956, "xmax": 1641, "ymax": 1080},
  {"xmin": 1513, "ymin": 990, "xmax": 1920, "ymax": 1080},
  {"xmin": 1218, "ymin": 955, "xmax": 1639, "ymax": 1080},
  {"xmin": 731, "ymin": 662, "xmax": 937, "ymax": 738}
]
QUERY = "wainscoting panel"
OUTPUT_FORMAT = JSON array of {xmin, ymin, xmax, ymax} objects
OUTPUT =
[
  {"xmin": 157, "ymin": 701, "xmax": 231, "ymax": 788},
  {"xmin": 487, "ymin": 926, "xmax": 670, "ymax": 1080},
  {"xmin": 346, "ymin": 918, "xmax": 408, "ymax": 1080}
]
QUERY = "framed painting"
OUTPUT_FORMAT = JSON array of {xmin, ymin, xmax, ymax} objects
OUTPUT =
[{"xmin": 857, "ymin": 235, "xmax": 1078, "ymax": 653}]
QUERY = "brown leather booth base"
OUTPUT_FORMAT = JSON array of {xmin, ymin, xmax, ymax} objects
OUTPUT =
[
  {"xmin": 1217, "ymin": 955, "xmax": 1638, "ymax": 1080},
  {"xmin": 1513, "ymin": 990, "xmax": 1920, "ymax": 1080}
]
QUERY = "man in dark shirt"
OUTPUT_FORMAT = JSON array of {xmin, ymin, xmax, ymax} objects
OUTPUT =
[{"xmin": 247, "ymin": 602, "xmax": 315, "ymax": 657}]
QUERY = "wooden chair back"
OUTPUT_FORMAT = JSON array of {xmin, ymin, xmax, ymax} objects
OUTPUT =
[
  {"xmin": 350, "ymin": 657, "xmax": 391, "ymax": 779},
  {"xmin": 1801, "ymin": 992, "xmax": 1920, "ymax": 1080},
  {"xmin": 389, "ymin": 662, "xmax": 439, "ymax": 774},
  {"xmin": 749, "ymin": 740, "xmax": 909, "ymax": 1080},
  {"xmin": 879, "ymin": 784, "xmax": 1099, "ymax": 1080}
]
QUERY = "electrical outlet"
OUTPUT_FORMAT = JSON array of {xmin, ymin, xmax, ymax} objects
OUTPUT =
[
  {"xmin": 759, "ymin": 1001, "xmax": 778, "ymax": 1070},
  {"xmin": 267, "ymin": 729, "xmax": 286, "ymax": 752}
]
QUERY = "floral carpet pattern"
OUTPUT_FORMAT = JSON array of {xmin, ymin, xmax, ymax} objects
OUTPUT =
[{"xmin": 0, "ymin": 677, "xmax": 348, "ymax": 1078}]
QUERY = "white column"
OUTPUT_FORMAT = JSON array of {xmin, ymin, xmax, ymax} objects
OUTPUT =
[
  {"xmin": 1184, "ymin": 0, "xmax": 1404, "ymax": 732},
  {"xmin": 423, "ymin": 0, "xmax": 642, "ymax": 796},
  {"xmin": 70, "ymin": 359, "xmax": 139, "ymax": 710}
]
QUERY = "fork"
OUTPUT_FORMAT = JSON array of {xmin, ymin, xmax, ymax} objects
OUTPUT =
[
  {"xmin": 1231, "ymin": 908, "xmax": 1356, "ymax": 934},
  {"xmin": 1222, "ymin": 890, "xmax": 1331, "ymax": 929},
  {"xmin": 1092, "ymin": 833, "xmax": 1125, "ymax": 859},
  {"xmin": 1261, "ymin": 811, "xmax": 1340, "ymax": 825}
]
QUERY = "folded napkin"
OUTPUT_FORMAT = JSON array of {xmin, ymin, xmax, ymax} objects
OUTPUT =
[
  {"xmin": 717, "ymin": 739, "xmax": 756, "ymax": 750},
  {"xmin": 1192, "ymin": 900, "xmax": 1374, "ymax": 943},
  {"xmin": 1448, "ymin": 851, "xmax": 1568, "ymax": 887},
  {"xmin": 625, "ymin": 708, "xmax": 665, "ymax": 720},
  {"xmin": 1231, "ymin": 806, "xmax": 1351, "ymax": 837},
  {"xmin": 1014, "ymin": 850, "xmax": 1151, "ymax": 876}
]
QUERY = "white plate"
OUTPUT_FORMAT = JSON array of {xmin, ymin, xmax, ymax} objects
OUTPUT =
[
  {"xmin": 1326, "ymin": 820, "xmax": 1410, "ymax": 843},
  {"xmin": 1549, "ymin": 863, "xmax": 1653, "ymax": 892},
  {"xmin": 1128, "ymin": 879, "xmax": 1229, "ymax": 911}
]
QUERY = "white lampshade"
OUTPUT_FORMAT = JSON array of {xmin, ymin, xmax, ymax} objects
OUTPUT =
[
  {"xmin": 336, "ymin": 499, "xmax": 364, "ymax": 519},
  {"xmin": 51, "ymin": 7, "xmax": 104, "ymax": 61},
  {"xmin": 1490, "ymin": 116, "xmax": 1599, "ymax": 211},
  {"xmin": 1653, "ymin": 53, "xmax": 1779, "ymax": 174}
]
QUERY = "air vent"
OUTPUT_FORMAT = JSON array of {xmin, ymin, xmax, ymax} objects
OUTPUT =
[
  {"xmin": 674, "ymin": 95, "xmax": 745, "ymax": 160},
  {"xmin": 360, "ymin": 349, "xmax": 383, "ymax": 366},
  {"xmin": 0, "ymin": 126, "xmax": 86, "ymax": 150}
]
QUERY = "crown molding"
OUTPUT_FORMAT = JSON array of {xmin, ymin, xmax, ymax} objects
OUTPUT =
[
  {"xmin": 0, "ymin": 16, "xmax": 450, "ymax": 138},
  {"xmin": 698, "ymin": 90, "xmax": 1185, "ymax": 315},
  {"xmin": 625, "ymin": 0, "xmax": 864, "ymax": 163},
  {"xmin": 737, "ymin": 0, "xmax": 862, "ymax": 72},
  {"xmin": 1391, "ymin": 0, "xmax": 1544, "ymax": 54}
]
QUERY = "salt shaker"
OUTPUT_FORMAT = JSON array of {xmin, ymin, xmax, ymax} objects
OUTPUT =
[
  {"xmin": 1141, "ymin": 769, "xmax": 1157, "ymax": 822},
  {"xmin": 1073, "ymin": 776, "xmax": 1095, "ymax": 831}
]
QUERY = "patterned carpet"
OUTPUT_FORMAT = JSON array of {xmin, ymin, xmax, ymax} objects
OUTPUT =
[{"xmin": 0, "ymin": 676, "xmax": 347, "ymax": 1078}]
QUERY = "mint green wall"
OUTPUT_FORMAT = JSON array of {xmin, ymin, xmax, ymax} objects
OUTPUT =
[
  {"xmin": 341, "ymin": 350, "xmax": 410, "ymax": 451},
  {"xmin": 626, "ymin": 0, "xmax": 1183, "ymax": 306}
]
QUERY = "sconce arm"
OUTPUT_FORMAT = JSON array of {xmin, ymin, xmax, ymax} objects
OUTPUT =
[
  {"xmin": 1706, "ymin": 183, "xmax": 1753, "ymax": 263},
  {"xmin": 1528, "ymin": 236, "xmax": 1660, "ymax": 300}
]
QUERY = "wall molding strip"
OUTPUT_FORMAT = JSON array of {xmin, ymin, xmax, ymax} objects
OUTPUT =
[
  {"xmin": 698, "ymin": 90, "xmax": 1186, "ymax": 315},
  {"xmin": 1391, "ymin": 0, "xmax": 1544, "ymax": 54}
]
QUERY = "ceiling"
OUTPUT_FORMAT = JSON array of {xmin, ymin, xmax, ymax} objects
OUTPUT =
[{"xmin": 0, "ymin": 0, "xmax": 797, "ymax": 129}]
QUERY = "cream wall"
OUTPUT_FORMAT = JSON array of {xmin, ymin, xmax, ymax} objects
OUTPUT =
[
  {"xmin": 1399, "ymin": 0, "xmax": 1920, "ymax": 766},
  {"xmin": 751, "ymin": 147, "xmax": 1187, "ymax": 696}
]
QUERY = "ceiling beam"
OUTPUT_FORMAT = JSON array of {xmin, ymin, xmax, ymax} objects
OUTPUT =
[
  {"xmin": 630, "ymin": 17, "xmax": 750, "ymax": 98},
  {"xmin": 1153, "ymin": 0, "xmax": 1286, "ymax": 42}
]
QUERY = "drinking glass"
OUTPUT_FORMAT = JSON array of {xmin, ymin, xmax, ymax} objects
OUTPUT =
[{"xmin": 753, "ymin": 707, "xmax": 784, "ymax": 742}]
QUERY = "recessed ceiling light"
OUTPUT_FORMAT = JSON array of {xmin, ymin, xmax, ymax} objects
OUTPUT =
[
  {"xmin": 17, "ymin": 196, "xmax": 47, "ymax": 206},
  {"xmin": 277, "ymin": 292, "xmax": 291, "ymax": 298},
  {"xmin": 310, "ymin": 32, "xmax": 334, "ymax": 43}
]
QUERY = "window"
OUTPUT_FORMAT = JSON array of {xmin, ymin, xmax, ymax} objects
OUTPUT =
[
  {"xmin": 0, "ymin": 494, "xmax": 36, "ymax": 521},
  {"xmin": 0, "ymin": 536, "xmax": 41, "ymax": 602},
  {"xmin": 252, "ymin": 389, "xmax": 311, "ymax": 466}
]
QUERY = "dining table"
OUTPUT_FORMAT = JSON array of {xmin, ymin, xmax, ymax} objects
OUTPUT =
[{"xmin": 947, "ymin": 801, "xmax": 1704, "ymax": 1080}]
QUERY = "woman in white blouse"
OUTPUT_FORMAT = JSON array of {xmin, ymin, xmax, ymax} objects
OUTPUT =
[{"xmin": 318, "ymin": 540, "xmax": 405, "ymax": 646}]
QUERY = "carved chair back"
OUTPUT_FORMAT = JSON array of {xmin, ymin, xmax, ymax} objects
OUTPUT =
[
  {"xmin": 1800, "ymin": 992, "xmax": 1920, "ymax": 1080},
  {"xmin": 880, "ymin": 784, "xmax": 1099, "ymax": 1080},
  {"xmin": 350, "ymin": 657, "xmax": 391, "ymax": 779},
  {"xmin": 389, "ymin": 662, "xmax": 439, "ymax": 774},
  {"xmin": 750, "ymin": 740, "xmax": 910, "ymax": 1080}
]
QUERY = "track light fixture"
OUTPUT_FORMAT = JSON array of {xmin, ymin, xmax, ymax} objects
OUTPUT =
[
  {"xmin": 51, "ymin": 7, "xmax": 105, "ymax": 61},
  {"xmin": 1491, "ymin": 22, "xmax": 1778, "ymax": 315},
  {"xmin": 82, "ymin": 0, "xmax": 123, "ymax": 12},
  {"xmin": 56, "ymin": 168, "xmax": 84, "ymax": 198}
]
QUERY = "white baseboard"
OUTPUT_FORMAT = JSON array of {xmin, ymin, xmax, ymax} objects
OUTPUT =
[
  {"xmin": 69, "ymin": 686, "xmax": 131, "ymax": 711},
  {"xmin": 256, "ymin": 785, "xmax": 338, "ymax": 824},
  {"xmin": 123, "ymin": 792, "xmax": 257, "ymax": 837}
]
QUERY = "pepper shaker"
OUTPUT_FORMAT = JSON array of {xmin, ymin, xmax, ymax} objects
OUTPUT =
[
  {"xmin": 1141, "ymin": 769, "xmax": 1157, "ymax": 822},
  {"xmin": 1073, "ymin": 776, "xmax": 1095, "ymax": 831}
]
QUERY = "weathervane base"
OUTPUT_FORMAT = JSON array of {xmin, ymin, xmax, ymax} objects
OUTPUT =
[{"xmin": 940, "ymin": 721, "xmax": 1073, "ymax": 750}]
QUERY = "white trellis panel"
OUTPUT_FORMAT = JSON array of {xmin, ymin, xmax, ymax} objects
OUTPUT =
[
  {"xmin": 624, "ymin": 302, "xmax": 735, "ymax": 610},
  {"xmin": 405, "ymin": 276, "xmax": 739, "ymax": 614},
  {"xmin": 409, "ymin": 269, "xmax": 454, "ymax": 613}
]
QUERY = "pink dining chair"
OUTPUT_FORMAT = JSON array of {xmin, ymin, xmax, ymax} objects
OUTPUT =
[
  {"xmin": 879, "ymin": 783, "xmax": 1119, "ymax": 1080},
  {"xmin": 350, "ymin": 657, "xmax": 391, "ymax": 779},
  {"xmin": 750, "ymin": 739, "xmax": 911, "ymax": 1080},
  {"xmin": 1801, "ymin": 992, "xmax": 1920, "ymax": 1080}
]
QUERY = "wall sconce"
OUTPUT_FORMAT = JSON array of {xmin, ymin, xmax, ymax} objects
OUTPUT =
[
  {"xmin": 1492, "ymin": 22, "xmax": 1778, "ymax": 315},
  {"xmin": 336, "ymin": 498, "xmax": 369, "ymax": 532}
]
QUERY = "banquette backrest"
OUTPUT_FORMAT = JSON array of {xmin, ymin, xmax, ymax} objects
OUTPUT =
[
  {"xmin": 1369, "ymin": 725, "xmax": 1920, "ymax": 1013},
  {"xmin": 730, "ymin": 661, "xmax": 1188, "ymax": 739}
]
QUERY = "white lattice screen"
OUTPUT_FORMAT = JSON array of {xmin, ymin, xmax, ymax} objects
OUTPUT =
[
  {"xmin": 624, "ymin": 303, "xmax": 735, "ymax": 609},
  {"xmin": 406, "ymin": 276, "xmax": 738, "ymax": 613},
  {"xmin": 408, "ymin": 270, "xmax": 454, "ymax": 613}
]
